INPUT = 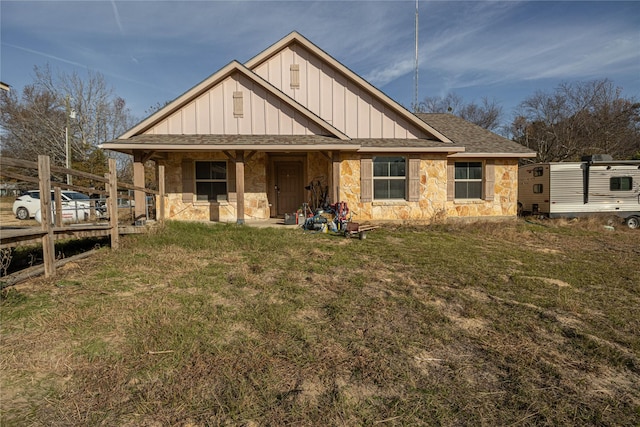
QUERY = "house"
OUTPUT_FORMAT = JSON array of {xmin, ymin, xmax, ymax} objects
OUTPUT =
[{"xmin": 101, "ymin": 31, "xmax": 535, "ymax": 224}]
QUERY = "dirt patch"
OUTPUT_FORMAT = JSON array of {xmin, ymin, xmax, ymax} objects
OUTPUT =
[{"xmin": 523, "ymin": 276, "xmax": 572, "ymax": 287}]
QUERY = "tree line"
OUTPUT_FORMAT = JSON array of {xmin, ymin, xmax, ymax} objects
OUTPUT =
[
  {"xmin": 2, "ymin": 67, "xmax": 639, "ymax": 182},
  {"xmin": 414, "ymin": 79, "xmax": 639, "ymax": 163},
  {"xmin": 0, "ymin": 65, "xmax": 141, "ymax": 189}
]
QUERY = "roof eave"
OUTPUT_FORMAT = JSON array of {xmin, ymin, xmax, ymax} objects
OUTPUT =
[
  {"xmin": 448, "ymin": 152, "xmax": 537, "ymax": 158},
  {"xmin": 357, "ymin": 147, "xmax": 465, "ymax": 153},
  {"xmin": 100, "ymin": 143, "xmax": 361, "ymax": 153}
]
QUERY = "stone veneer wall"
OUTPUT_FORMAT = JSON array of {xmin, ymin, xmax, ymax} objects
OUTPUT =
[
  {"xmin": 445, "ymin": 159, "xmax": 519, "ymax": 219},
  {"xmin": 157, "ymin": 152, "xmax": 518, "ymax": 223},
  {"xmin": 338, "ymin": 154, "xmax": 519, "ymax": 222},
  {"xmin": 159, "ymin": 152, "xmax": 270, "ymax": 222}
]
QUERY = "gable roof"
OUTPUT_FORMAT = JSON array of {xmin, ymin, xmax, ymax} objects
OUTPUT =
[
  {"xmin": 416, "ymin": 113, "xmax": 537, "ymax": 158},
  {"xmin": 246, "ymin": 31, "xmax": 451, "ymax": 143},
  {"xmin": 119, "ymin": 60, "xmax": 350, "ymax": 140},
  {"xmin": 103, "ymin": 32, "xmax": 534, "ymax": 160}
]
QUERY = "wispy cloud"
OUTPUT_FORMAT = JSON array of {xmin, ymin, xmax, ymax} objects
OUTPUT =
[
  {"xmin": 110, "ymin": 0, "xmax": 125, "ymax": 35},
  {"xmin": 2, "ymin": 0, "xmax": 637, "ymax": 118},
  {"xmin": 3, "ymin": 43, "xmax": 89, "ymax": 69}
]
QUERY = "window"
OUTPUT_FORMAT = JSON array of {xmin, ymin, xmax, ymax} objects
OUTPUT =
[
  {"xmin": 454, "ymin": 162, "xmax": 483, "ymax": 199},
  {"xmin": 610, "ymin": 177, "xmax": 632, "ymax": 191},
  {"xmin": 195, "ymin": 161, "xmax": 227, "ymax": 201},
  {"xmin": 533, "ymin": 184, "xmax": 543, "ymax": 194},
  {"xmin": 533, "ymin": 167, "xmax": 544, "ymax": 177},
  {"xmin": 373, "ymin": 156, "xmax": 406, "ymax": 199}
]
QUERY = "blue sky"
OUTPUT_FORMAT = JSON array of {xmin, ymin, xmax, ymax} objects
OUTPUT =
[{"xmin": 1, "ymin": 0, "xmax": 639, "ymax": 127}]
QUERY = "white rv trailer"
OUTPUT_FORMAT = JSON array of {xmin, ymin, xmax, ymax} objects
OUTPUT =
[{"xmin": 518, "ymin": 155, "xmax": 640, "ymax": 228}]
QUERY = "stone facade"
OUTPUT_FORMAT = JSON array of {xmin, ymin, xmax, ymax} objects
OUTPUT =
[
  {"xmin": 445, "ymin": 160, "xmax": 519, "ymax": 219},
  {"xmin": 157, "ymin": 153, "xmax": 519, "ymax": 224}
]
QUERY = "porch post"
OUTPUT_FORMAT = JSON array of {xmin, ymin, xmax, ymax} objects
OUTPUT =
[
  {"xmin": 332, "ymin": 151, "xmax": 341, "ymax": 203},
  {"xmin": 133, "ymin": 152, "xmax": 146, "ymax": 221},
  {"xmin": 236, "ymin": 150, "xmax": 245, "ymax": 224}
]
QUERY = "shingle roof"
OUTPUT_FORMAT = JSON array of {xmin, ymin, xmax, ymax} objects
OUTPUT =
[
  {"xmin": 101, "ymin": 134, "xmax": 464, "ymax": 153},
  {"xmin": 416, "ymin": 113, "xmax": 536, "ymax": 156},
  {"xmin": 124, "ymin": 134, "xmax": 351, "ymax": 146}
]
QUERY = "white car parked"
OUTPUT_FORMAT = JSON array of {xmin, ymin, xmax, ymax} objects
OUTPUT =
[{"xmin": 13, "ymin": 190, "xmax": 100, "ymax": 223}]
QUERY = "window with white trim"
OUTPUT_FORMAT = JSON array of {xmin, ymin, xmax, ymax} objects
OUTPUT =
[
  {"xmin": 454, "ymin": 162, "xmax": 483, "ymax": 199},
  {"xmin": 373, "ymin": 156, "xmax": 406, "ymax": 199},
  {"xmin": 195, "ymin": 161, "xmax": 227, "ymax": 201}
]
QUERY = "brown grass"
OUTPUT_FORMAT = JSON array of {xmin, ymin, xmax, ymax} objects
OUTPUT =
[{"xmin": 1, "ymin": 218, "xmax": 639, "ymax": 426}]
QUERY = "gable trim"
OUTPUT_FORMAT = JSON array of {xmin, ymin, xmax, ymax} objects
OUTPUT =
[
  {"xmin": 245, "ymin": 32, "xmax": 452, "ymax": 143},
  {"xmin": 119, "ymin": 61, "xmax": 350, "ymax": 141}
]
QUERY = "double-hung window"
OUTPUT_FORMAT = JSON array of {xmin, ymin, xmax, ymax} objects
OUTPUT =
[
  {"xmin": 454, "ymin": 162, "xmax": 483, "ymax": 199},
  {"xmin": 195, "ymin": 161, "xmax": 227, "ymax": 201},
  {"xmin": 373, "ymin": 156, "xmax": 406, "ymax": 199}
]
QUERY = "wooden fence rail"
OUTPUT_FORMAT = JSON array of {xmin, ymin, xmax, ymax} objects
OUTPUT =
[{"xmin": 0, "ymin": 155, "xmax": 165, "ymax": 281}]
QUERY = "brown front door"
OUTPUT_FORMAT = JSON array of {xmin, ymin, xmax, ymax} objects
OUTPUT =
[{"xmin": 275, "ymin": 161, "xmax": 303, "ymax": 216}]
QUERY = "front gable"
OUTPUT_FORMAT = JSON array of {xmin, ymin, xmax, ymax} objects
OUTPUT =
[
  {"xmin": 246, "ymin": 32, "xmax": 451, "ymax": 142},
  {"xmin": 145, "ymin": 70, "xmax": 329, "ymax": 137},
  {"xmin": 120, "ymin": 61, "xmax": 349, "ymax": 140}
]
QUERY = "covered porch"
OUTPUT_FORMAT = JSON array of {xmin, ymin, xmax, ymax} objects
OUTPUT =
[{"xmin": 120, "ymin": 139, "xmax": 353, "ymax": 224}]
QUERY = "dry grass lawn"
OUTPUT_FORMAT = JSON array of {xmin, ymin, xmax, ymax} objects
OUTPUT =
[{"xmin": 1, "ymin": 218, "xmax": 639, "ymax": 426}]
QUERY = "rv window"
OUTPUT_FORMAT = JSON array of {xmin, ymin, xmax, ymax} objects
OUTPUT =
[
  {"xmin": 533, "ymin": 167, "xmax": 543, "ymax": 177},
  {"xmin": 533, "ymin": 184, "xmax": 543, "ymax": 194},
  {"xmin": 610, "ymin": 177, "xmax": 632, "ymax": 191}
]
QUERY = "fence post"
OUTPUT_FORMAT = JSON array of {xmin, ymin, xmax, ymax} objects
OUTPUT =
[
  {"xmin": 54, "ymin": 187, "xmax": 63, "ymax": 227},
  {"xmin": 38, "ymin": 155, "xmax": 56, "ymax": 278},
  {"xmin": 108, "ymin": 158, "xmax": 119, "ymax": 249},
  {"xmin": 158, "ymin": 164, "xmax": 165, "ymax": 222}
]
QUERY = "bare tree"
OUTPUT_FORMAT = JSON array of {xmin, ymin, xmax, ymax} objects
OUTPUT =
[
  {"xmin": 0, "ymin": 64, "xmax": 137, "ymax": 180},
  {"xmin": 414, "ymin": 93, "xmax": 502, "ymax": 131},
  {"xmin": 511, "ymin": 79, "xmax": 640, "ymax": 162}
]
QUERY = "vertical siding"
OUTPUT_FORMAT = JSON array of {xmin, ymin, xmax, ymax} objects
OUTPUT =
[
  {"xmin": 212, "ymin": 79, "xmax": 227, "ymax": 134},
  {"xmin": 223, "ymin": 78, "xmax": 238, "ymax": 134},
  {"xmin": 145, "ymin": 43, "xmax": 432, "ymax": 139},
  {"xmin": 183, "ymin": 102, "xmax": 197, "ymax": 134},
  {"xmin": 332, "ymin": 73, "xmax": 346, "ymax": 131},
  {"xmin": 345, "ymin": 81, "xmax": 359, "ymax": 136},
  {"xmin": 196, "ymin": 94, "xmax": 210, "ymax": 133},
  {"xmin": 320, "ymin": 65, "xmax": 333, "ymax": 124},
  {"xmin": 146, "ymin": 70, "xmax": 330, "ymax": 137},
  {"xmin": 251, "ymin": 45, "xmax": 429, "ymax": 139}
]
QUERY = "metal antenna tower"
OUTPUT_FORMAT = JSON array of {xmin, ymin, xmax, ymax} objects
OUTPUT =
[{"xmin": 413, "ymin": 0, "xmax": 419, "ymax": 111}]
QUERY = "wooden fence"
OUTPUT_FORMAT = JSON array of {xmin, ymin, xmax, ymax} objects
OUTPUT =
[{"xmin": 0, "ymin": 155, "xmax": 165, "ymax": 282}]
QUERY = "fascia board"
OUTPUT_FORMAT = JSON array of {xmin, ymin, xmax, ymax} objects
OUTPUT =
[
  {"xmin": 358, "ymin": 147, "xmax": 465, "ymax": 153},
  {"xmin": 448, "ymin": 152, "xmax": 538, "ymax": 158},
  {"xmin": 100, "ymin": 143, "xmax": 360, "ymax": 152},
  {"xmin": 245, "ymin": 31, "xmax": 452, "ymax": 143}
]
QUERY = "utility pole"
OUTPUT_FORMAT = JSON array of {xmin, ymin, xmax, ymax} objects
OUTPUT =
[{"xmin": 65, "ymin": 95, "xmax": 76, "ymax": 186}]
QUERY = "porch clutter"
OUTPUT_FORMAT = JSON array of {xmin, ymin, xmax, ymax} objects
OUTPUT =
[{"xmin": 300, "ymin": 200, "xmax": 379, "ymax": 239}]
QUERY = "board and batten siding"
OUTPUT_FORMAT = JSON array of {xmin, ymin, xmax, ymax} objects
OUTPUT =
[
  {"xmin": 144, "ymin": 72, "xmax": 325, "ymax": 136},
  {"xmin": 251, "ymin": 44, "xmax": 427, "ymax": 140}
]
